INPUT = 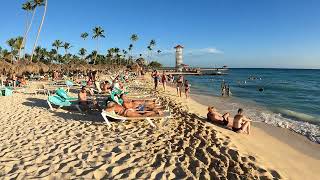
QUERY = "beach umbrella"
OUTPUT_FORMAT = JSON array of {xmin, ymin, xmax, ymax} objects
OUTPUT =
[{"xmin": 38, "ymin": 62, "xmax": 49, "ymax": 73}]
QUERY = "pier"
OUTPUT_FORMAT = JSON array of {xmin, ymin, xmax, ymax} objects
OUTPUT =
[{"xmin": 155, "ymin": 67, "xmax": 229, "ymax": 75}]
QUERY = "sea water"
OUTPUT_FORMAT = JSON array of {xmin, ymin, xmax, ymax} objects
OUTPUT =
[{"xmin": 184, "ymin": 68, "xmax": 320, "ymax": 143}]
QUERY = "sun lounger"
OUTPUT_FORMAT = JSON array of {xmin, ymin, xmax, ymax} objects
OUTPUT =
[
  {"xmin": 0, "ymin": 87, "xmax": 13, "ymax": 96},
  {"xmin": 55, "ymin": 88, "xmax": 78, "ymax": 101},
  {"xmin": 47, "ymin": 95, "xmax": 82, "ymax": 112},
  {"xmin": 35, "ymin": 84, "xmax": 47, "ymax": 95},
  {"xmin": 101, "ymin": 110, "xmax": 171, "ymax": 128}
]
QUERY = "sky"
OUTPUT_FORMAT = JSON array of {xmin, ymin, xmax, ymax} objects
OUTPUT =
[{"xmin": 1, "ymin": 0, "xmax": 320, "ymax": 69}]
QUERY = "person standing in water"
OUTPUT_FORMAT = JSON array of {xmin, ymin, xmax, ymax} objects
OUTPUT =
[
  {"xmin": 184, "ymin": 80, "xmax": 191, "ymax": 99},
  {"xmin": 226, "ymin": 84, "xmax": 232, "ymax": 96},
  {"xmin": 176, "ymin": 75, "xmax": 184, "ymax": 97}
]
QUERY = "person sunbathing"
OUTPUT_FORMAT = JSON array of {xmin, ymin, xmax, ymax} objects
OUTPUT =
[
  {"xmin": 232, "ymin": 108, "xmax": 252, "ymax": 135},
  {"xmin": 120, "ymin": 94, "xmax": 158, "ymax": 111},
  {"xmin": 102, "ymin": 81, "xmax": 112, "ymax": 93},
  {"xmin": 78, "ymin": 86, "xmax": 100, "ymax": 111},
  {"xmin": 207, "ymin": 106, "xmax": 232, "ymax": 126},
  {"xmin": 105, "ymin": 102, "xmax": 163, "ymax": 117}
]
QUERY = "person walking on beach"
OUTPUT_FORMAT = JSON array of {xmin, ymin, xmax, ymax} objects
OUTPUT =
[
  {"xmin": 152, "ymin": 70, "xmax": 160, "ymax": 91},
  {"xmin": 184, "ymin": 80, "xmax": 191, "ymax": 99},
  {"xmin": 233, "ymin": 108, "xmax": 252, "ymax": 135},
  {"xmin": 161, "ymin": 71, "xmax": 167, "ymax": 92},
  {"xmin": 176, "ymin": 75, "xmax": 184, "ymax": 97}
]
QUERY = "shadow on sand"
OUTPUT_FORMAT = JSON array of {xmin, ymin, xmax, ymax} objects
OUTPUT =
[{"xmin": 22, "ymin": 97, "xmax": 107, "ymax": 124}]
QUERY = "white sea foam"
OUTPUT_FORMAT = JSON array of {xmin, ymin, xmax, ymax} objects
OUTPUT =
[{"xmin": 192, "ymin": 93, "xmax": 320, "ymax": 144}]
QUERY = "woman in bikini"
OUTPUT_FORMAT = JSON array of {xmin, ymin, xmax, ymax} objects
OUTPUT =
[
  {"xmin": 184, "ymin": 80, "xmax": 190, "ymax": 99},
  {"xmin": 176, "ymin": 75, "xmax": 183, "ymax": 97},
  {"xmin": 105, "ymin": 102, "xmax": 162, "ymax": 117},
  {"xmin": 161, "ymin": 72, "xmax": 167, "ymax": 92}
]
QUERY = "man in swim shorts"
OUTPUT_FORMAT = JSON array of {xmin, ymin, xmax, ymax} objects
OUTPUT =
[{"xmin": 232, "ymin": 108, "xmax": 252, "ymax": 134}]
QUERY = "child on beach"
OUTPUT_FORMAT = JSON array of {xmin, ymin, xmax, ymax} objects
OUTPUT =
[{"xmin": 184, "ymin": 80, "xmax": 190, "ymax": 99}]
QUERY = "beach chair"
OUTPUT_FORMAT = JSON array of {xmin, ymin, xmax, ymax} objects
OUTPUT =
[
  {"xmin": 47, "ymin": 94, "xmax": 82, "ymax": 112},
  {"xmin": 65, "ymin": 80, "xmax": 74, "ymax": 92},
  {"xmin": 1, "ymin": 87, "xmax": 13, "ymax": 96},
  {"xmin": 101, "ymin": 110, "xmax": 171, "ymax": 128},
  {"xmin": 35, "ymin": 84, "xmax": 47, "ymax": 95},
  {"xmin": 55, "ymin": 88, "xmax": 78, "ymax": 101}
]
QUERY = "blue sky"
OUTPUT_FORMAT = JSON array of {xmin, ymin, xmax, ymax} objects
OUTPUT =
[{"xmin": 1, "ymin": 0, "xmax": 320, "ymax": 68}]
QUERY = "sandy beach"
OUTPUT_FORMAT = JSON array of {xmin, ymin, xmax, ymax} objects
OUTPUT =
[{"xmin": 0, "ymin": 79, "xmax": 318, "ymax": 180}]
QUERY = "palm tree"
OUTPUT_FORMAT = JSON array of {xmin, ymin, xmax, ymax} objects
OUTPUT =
[
  {"xmin": 147, "ymin": 39, "xmax": 156, "ymax": 62},
  {"xmin": 30, "ymin": 0, "xmax": 48, "ymax": 62},
  {"xmin": 92, "ymin": 26, "xmax": 105, "ymax": 64},
  {"xmin": 130, "ymin": 34, "xmax": 139, "ymax": 42},
  {"xmin": 52, "ymin": 40, "xmax": 63, "ymax": 52},
  {"xmin": 52, "ymin": 40, "xmax": 63, "ymax": 61},
  {"xmin": 14, "ymin": 37, "xmax": 24, "ymax": 60},
  {"xmin": 157, "ymin": 50, "xmax": 161, "ymax": 54},
  {"xmin": 20, "ymin": 1, "xmax": 36, "ymax": 61},
  {"xmin": 129, "ymin": 34, "xmax": 138, "ymax": 60},
  {"xmin": 6, "ymin": 38, "xmax": 16, "ymax": 63},
  {"xmin": 63, "ymin": 42, "xmax": 72, "ymax": 55},
  {"xmin": 78, "ymin": 48, "xmax": 87, "ymax": 61},
  {"xmin": 81, "ymin": 32, "xmax": 88, "ymax": 40},
  {"xmin": 34, "ymin": 46, "xmax": 42, "ymax": 62},
  {"xmin": 90, "ymin": 50, "xmax": 98, "ymax": 64}
]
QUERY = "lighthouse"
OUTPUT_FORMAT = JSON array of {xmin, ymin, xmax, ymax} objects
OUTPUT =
[{"xmin": 174, "ymin": 45, "xmax": 184, "ymax": 72}]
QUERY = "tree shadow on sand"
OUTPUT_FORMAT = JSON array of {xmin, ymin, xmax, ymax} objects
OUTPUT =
[{"xmin": 22, "ymin": 97, "xmax": 106, "ymax": 124}]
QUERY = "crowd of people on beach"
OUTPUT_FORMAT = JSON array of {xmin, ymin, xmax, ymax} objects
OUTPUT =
[
  {"xmin": 221, "ymin": 80, "xmax": 231, "ymax": 97},
  {"xmin": 73, "ymin": 69, "xmax": 166, "ymax": 118},
  {"xmin": 151, "ymin": 70, "xmax": 191, "ymax": 99},
  {"xmin": 1, "ymin": 68, "xmax": 252, "ymax": 135},
  {"xmin": 150, "ymin": 70, "xmax": 250, "ymax": 135}
]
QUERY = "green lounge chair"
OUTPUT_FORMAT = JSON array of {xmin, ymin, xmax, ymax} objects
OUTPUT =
[
  {"xmin": 55, "ymin": 88, "xmax": 78, "ymax": 101},
  {"xmin": 47, "ymin": 95, "xmax": 82, "ymax": 112}
]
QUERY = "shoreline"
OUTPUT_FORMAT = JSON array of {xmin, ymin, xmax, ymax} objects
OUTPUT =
[
  {"xmin": 161, "ymin": 84, "xmax": 320, "ymax": 180},
  {"xmin": 188, "ymin": 87, "xmax": 320, "ymax": 144},
  {"xmin": 190, "ymin": 93, "xmax": 320, "ymax": 158}
]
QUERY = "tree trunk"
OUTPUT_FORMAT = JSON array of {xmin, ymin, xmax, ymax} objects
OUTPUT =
[
  {"xmin": 20, "ymin": 9, "xmax": 37, "ymax": 61},
  {"xmin": 30, "ymin": 0, "xmax": 48, "ymax": 62},
  {"xmin": 94, "ymin": 38, "xmax": 99, "ymax": 65}
]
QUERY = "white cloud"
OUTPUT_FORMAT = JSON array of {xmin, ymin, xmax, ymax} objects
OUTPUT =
[{"xmin": 187, "ymin": 47, "xmax": 223, "ymax": 55}]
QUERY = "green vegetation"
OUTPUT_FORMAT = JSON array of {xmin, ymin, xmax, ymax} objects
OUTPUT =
[
  {"xmin": 148, "ymin": 61, "xmax": 162, "ymax": 68},
  {"xmin": 0, "ymin": 1, "xmax": 163, "ymax": 69}
]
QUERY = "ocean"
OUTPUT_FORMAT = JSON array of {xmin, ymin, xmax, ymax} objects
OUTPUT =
[{"xmin": 183, "ymin": 68, "xmax": 320, "ymax": 143}]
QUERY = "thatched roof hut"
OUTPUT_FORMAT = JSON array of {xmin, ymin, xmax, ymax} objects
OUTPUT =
[
  {"xmin": 38, "ymin": 62, "xmax": 49, "ymax": 73},
  {"xmin": 0, "ymin": 61, "xmax": 15, "ymax": 75}
]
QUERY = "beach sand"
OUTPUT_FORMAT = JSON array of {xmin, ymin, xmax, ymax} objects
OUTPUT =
[{"xmin": 0, "ymin": 80, "xmax": 319, "ymax": 179}]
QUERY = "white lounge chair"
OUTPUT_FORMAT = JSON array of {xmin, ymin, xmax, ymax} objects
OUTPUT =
[{"xmin": 101, "ymin": 110, "xmax": 171, "ymax": 128}]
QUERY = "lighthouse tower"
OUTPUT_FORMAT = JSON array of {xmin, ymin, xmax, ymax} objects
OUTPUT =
[{"xmin": 174, "ymin": 45, "xmax": 184, "ymax": 72}]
